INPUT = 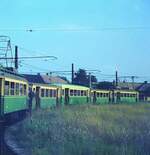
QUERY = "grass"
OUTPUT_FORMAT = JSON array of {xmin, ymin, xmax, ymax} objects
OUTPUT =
[{"xmin": 9, "ymin": 103, "xmax": 150, "ymax": 155}]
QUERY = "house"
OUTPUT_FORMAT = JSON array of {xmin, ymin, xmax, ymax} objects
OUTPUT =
[
  {"xmin": 22, "ymin": 73, "xmax": 69, "ymax": 85},
  {"xmin": 136, "ymin": 82, "xmax": 150, "ymax": 101}
]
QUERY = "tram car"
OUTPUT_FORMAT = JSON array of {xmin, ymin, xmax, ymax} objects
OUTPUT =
[
  {"xmin": 112, "ymin": 90, "xmax": 139, "ymax": 103},
  {"xmin": 29, "ymin": 83, "xmax": 90, "ymax": 108},
  {"xmin": 29, "ymin": 83, "xmax": 59, "ymax": 109},
  {"xmin": 54, "ymin": 84, "xmax": 90, "ymax": 105},
  {"xmin": 0, "ymin": 71, "xmax": 28, "ymax": 117},
  {"xmin": 91, "ymin": 89, "xmax": 110, "ymax": 104}
]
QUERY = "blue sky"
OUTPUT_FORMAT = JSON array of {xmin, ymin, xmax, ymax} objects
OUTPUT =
[{"xmin": 0, "ymin": 0, "xmax": 150, "ymax": 81}]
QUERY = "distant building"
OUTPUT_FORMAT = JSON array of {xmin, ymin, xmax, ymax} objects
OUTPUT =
[
  {"xmin": 22, "ymin": 73, "xmax": 69, "ymax": 84},
  {"xmin": 136, "ymin": 81, "xmax": 150, "ymax": 101},
  {"xmin": 118, "ymin": 82, "xmax": 142, "ymax": 90}
]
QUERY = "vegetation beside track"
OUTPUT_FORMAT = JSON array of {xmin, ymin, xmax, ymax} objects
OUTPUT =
[{"xmin": 8, "ymin": 103, "xmax": 150, "ymax": 155}]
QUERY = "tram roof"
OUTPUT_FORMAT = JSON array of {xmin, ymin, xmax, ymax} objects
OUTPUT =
[{"xmin": 53, "ymin": 83, "xmax": 90, "ymax": 90}]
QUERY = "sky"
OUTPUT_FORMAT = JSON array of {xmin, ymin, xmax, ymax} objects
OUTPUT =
[{"xmin": 0, "ymin": 0, "xmax": 150, "ymax": 82}]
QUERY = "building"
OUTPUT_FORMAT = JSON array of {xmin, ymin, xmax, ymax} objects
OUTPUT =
[
  {"xmin": 22, "ymin": 73, "xmax": 69, "ymax": 85},
  {"xmin": 136, "ymin": 82, "xmax": 150, "ymax": 101}
]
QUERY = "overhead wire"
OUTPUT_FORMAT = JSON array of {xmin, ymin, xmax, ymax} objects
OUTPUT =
[{"xmin": 0, "ymin": 26, "xmax": 150, "ymax": 32}]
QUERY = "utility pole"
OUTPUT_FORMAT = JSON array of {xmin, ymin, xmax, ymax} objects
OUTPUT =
[
  {"xmin": 131, "ymin": 76, "xmax": 135, "ymax": 90},
  {"xmin": 115, "ymin": 70, "xmax": 118, "ymax": 88},
  {"xmin": 89, "ymin": 72, "xmax": 92, "ymax": 89},
  {"xmin": 72, "ymin": 63, "xmax": 74, "ymax": 84},
  {"xmin": 15, "ymin": 46, "xmax": 18, "ymax": 70}
]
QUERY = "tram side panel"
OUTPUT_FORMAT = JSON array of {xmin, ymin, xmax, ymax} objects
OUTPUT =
[
  {"xmin": 40, "ymin": 87, "xmax": 57, "ymax": 109},
  {"xmin": 91, "ymin": 90, "xmax": 110, "ymax": 104},
  {"xmin": 4, "ymin": 78, "xmax": 28, "ymax": 114},
  {"xmin": 69, "ymin": 89, "xmax": 89, "ymax": 105},
  {"xmin": 59, "ymin": 85, "xmax": 90, "ymax": 105},
  {"xmin": 0, "ymin": 78, "xmax": 4, "ymax": 119}
]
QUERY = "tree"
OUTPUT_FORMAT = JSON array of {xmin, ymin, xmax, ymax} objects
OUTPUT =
[{"xmin": 73, "ymin": 69, "xmax": 98, "ymax": 87}]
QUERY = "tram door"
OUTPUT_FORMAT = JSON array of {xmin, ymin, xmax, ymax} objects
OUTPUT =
[
  {"xmin": 35, "ymin": 87, "xmax": 40, "ymax": 109},
  {"xmin": 116, "ymin": 92, "xmax": 121, "ymax": 102},
  {"xmin": 65, "ymin": 88, "xmax": 69, "ymax": 105},
  {"xmin": 93, "ymin": 91, "xmax": 97, "ymax": 104},
  {"xmin": 112, "ymin": 90, "xmax": 115, "ymax": 103},
  {"xmin": 0, "ymin": 78, "xmax": 4, "ymax": 120},
  {"xmin": 56, "ymin": 88, "xmax": 59, "ymax": 107}
]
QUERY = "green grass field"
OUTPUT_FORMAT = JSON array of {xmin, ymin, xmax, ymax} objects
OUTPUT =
[{"xmin": 9, "ymin": 103, "xmax": 150, "ymax": 155}]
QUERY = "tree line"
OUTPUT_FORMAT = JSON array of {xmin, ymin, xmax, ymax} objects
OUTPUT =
[{"xmin": 72, "ymin": 69, "xmax": 115, "ymax": 89}]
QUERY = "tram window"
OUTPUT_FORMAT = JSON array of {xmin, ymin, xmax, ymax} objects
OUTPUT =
[
  {"xmin": 61, "ymin": 89, "xmax": 64, "ymax": 96},
  {"xmin": 15, "ymin": 83, "xmax": 19, "ymax": 95},
  {"xmin": 77, "ymin": 90, "xmax": 80, "ymax": 96},
  {"xmin": 97, "ymin": 93, "xmax": 99, "ymax": 97},
  {"xmin": 70, "ymin": 90, "xmax": 74, "ymax": 96},
  {"xmin": 46, "ymin": 89, "xmax": 49, "ymax": 97},
  {"xmin": 20, "ymin": 84, "xmax": 23, "ymax": 96},
  {"xmin": 10, "ymin": 82, "xmax": 15, "ymax": 95},
  {"xmin": 41, "ymin": 89, "xmax": 45, "ymax": 97},
  {"xmin": 81, "ymin": 90, "xmax": 84, "ymax": 96},
  {"xmin": 84, "ymin": 91, "xmax": 87, "ymax": 96},
  {"xmin": 5, "ymin": 81, "xmax": 9, "ymax": 95},
  {"xmin": 100, "ymin": 93, "xmax": 103, "ymax": 97},
  {"xmin": 50, "ymin": 89, "xmax": 53, "ymax": 97},
  {"xmin": 105, "ymin": 93, "xmax": 109, "ymax": 97},
  {"xmin": 48, "ymin": 90, "xmax": 50, "ymax": 97},
  {"xmin": 74, "ymin": 90, "xmax": 77, "ymax": 96},
  {"xmin": 53, "ymin": 90, "xmax": 56, "ymax": 97},
  {"xmin": 24, "ymin": 85, "xmax": 27, "ymax": 95}
]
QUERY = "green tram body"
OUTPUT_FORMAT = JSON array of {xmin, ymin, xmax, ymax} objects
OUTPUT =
[
  {"xmin": 0, "ymin": 72, "xmax": 140, "ymax": 118},
  {"xmin": 30, "ymin": 83, "xmax": 59, "ymax": 109},
  {"xmin": 0, "ymin": 73, "xmax": 28, "ymax": 116},
  {"xmin": 30, "ymin": 83, "xmax": 90, "ymax": 108},
  {"xmin": 54, "ymin": 84, "xmax": 90, "ymax": 105},
  {"xmin": 91, "ymin": 89, "xmax": 111, "ymax": 104},
  {"xmin": 112, "ymin": 90, "xmax": 139, "ymax": 103}
]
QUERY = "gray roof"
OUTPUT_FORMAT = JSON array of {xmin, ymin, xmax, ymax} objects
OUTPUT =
[
  {"xmin": 136, "ymin": 83, "xmax": 150, "ymax": 92},
  {"xmin": 23, "ymin": 74, "xmax": 68, "ymax": 84},
  {"xmin": 0, "ymin": 69, "xmax": 27, "ymax": 82},
  {"xmin": 118, "ymin": 82, "xmax": 141, "ymax": 90}
]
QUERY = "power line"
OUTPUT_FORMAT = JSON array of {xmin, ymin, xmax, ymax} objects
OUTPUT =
[
  {"xmin": 0, "ymin": 26, "xmax": 150, "ymax": 32},
  {"xmin": 0, "ymin": 55, "xmax": 57, "ymax": 60},
  {"xmin": 20, "ymin": 61, "xmax": 50, "ymax": 72}
]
